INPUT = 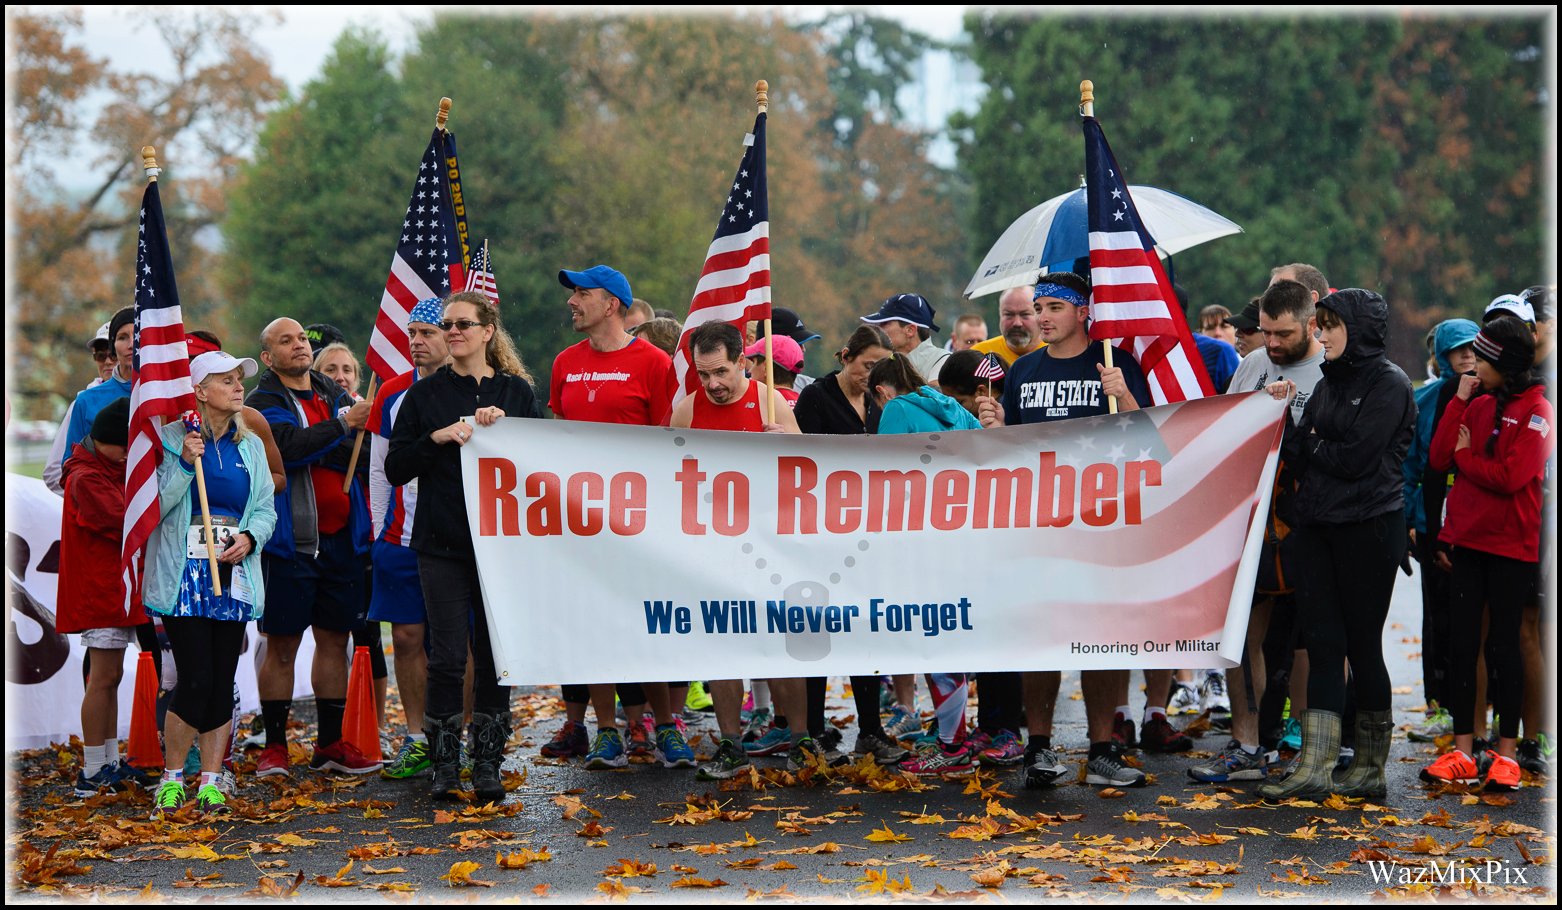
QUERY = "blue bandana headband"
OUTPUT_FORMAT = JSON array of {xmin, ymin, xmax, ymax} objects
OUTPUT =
[
  {"xmin": 409, "ymin": 297, "xmax": 445, "ymax": 328},
  {"xmin": 1033, "ymin": 282, "xmax": 1087, "ymax": 307}
]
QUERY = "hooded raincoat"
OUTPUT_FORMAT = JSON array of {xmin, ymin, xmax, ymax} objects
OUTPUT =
[
  {"xmin": 876, "ymin": 386, "xmax": 982, "ymax": 434},
  {"xmin": 1402, "ymin": 319, "xmax": 1480, "ymax": 534}
]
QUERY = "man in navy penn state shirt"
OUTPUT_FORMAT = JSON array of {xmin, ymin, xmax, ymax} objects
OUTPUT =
[{"xmin": 976, "ymin": 271, "xmax": 1153, "ymax": 792}]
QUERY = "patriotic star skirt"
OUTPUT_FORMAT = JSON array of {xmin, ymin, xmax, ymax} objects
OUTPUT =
[{"xmin": 172, "ymin": 557, "xmax": 257, "ymax": 623}]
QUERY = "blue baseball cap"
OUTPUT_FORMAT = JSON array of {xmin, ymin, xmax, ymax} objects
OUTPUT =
[
  {"xmin": 861, "ymin": 293, "xmax": 939, "ymax": 333},
  {"xmin": 559, "ymin": 265, "xmax": 632, "ymax": 310}
]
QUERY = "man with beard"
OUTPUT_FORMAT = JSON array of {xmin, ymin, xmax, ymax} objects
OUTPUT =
[
  {"xmin": 1188, "ymin": 277, "xmax": 1327, "ymax": 783},
  {"xmin": 970, "ymin": 284, "xmax": 1045, "ymax": 366},
  {"xmin": 246, "ymin": 317, "xmax": 377, "ymax": 778}
]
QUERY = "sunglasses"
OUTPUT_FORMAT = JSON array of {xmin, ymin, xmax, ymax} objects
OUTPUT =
[
  {"xmin": 440, "ymin": 319, "xmax": 486, "ymax": 333},
  {"xmin": 92, "ymin": 350, "xmax": 115, "ymax": 363}
]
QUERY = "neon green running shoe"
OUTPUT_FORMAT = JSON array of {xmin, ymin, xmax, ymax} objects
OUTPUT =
[
  {"xmin": 686, "ymin": 681, "xmax": 714, "ymax": 712},
  {"xmin": 381, "ymin": 738, "xmax": 432, "ymax": 780},
  {"xmin": 150, "ymin": 780, "xmax": 186, "ymax": 820},
  {"xmin": 194, "ymin": 783, "xmax": 230, "ymax": 816}
]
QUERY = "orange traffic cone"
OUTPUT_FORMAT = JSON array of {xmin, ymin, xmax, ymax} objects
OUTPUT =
[
  {"xmin": 127, "ymin": 651, "xmax": 163, "ymax": 770},
  {"xmin": 342, "ymin": 645, "xmax": 382, "ymax": 763}
]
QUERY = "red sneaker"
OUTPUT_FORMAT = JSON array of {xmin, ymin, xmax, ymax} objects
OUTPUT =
[
  {"xmin": 310, "ymin": 739, "xmax": 383, "ymax": 775},
  {"xmin": 1419, "ymin": 749, "xmax": 1479, "ymax": 785},
  {"xmin": 1140, "ymin": 715, "xmax": 1193, "ymax": 753},
  {"xmin": 1482, "ymin": 751, "xmax": 1521, "ymax": 791},
  {"xmin": 255, "ymin": 743, "xmax": 291, "ymax": 778}
]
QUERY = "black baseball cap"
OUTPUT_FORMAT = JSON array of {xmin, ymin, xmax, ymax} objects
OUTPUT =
[
  {"xmin": 1225, "ymin": 301, "xmax": 1261, "ymax": 333},
  {"xmin": 304, "ymin": 323, "xmax": 346, "ymax": 356},
  {"xmin": 757, "ymin": 307, "xmax": 822, "ymax": 345}
]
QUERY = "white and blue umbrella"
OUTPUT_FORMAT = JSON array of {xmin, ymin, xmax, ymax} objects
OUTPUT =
[{"xmin": 964, "ymin": 184, "xmax": 1243, "ymax": 299}]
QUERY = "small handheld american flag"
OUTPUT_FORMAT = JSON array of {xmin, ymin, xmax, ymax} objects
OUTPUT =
[
  {"xmin": 464, "ymin": 239, "xmax": 499, "ymax": 309},
  {"xmin": 975, "ymin": 353, "xmax": 1006, "ymax": 382}
]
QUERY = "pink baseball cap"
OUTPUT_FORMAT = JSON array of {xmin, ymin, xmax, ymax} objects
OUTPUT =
[{"xmin": 744, "ymin": 334, "xmax": 804, "ymax": 373}]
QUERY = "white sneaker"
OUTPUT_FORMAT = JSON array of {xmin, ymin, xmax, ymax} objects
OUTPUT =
[
  {"xmin": 1199, "ymin": 671, "xmax": 1231, "ymax": 716},
  {"xmin": 1168, "ymin": 683, "xmax": 1201, "ymax": 716}
]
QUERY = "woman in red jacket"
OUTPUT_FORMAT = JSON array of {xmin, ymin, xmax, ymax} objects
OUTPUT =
[
  {"xmin": 56, "ymin": 397, "xmax": 152, "ymax": 796},
  {"xmin": 1423, "ymin": 316, "xmax": 1553, "ymax": 791}
]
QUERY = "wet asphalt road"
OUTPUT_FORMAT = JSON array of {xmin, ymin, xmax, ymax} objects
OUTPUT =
[{"xmin": 8, "ymin": 571, "xmax": 1556, "ymax": 902}]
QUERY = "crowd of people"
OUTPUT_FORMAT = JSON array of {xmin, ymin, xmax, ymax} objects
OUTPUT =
[{"xmin": 42, "ymin": 261, "xmax": 1555, "ymax": 817}]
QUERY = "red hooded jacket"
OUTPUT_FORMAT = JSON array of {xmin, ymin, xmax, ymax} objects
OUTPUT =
[
  {"xmin": 56, "ymin": 442, "xmax": 147, "ymax": 633},
  {"xmin": 1430, "ymin": 383, "xmax": 1554, "ymax": 563}
]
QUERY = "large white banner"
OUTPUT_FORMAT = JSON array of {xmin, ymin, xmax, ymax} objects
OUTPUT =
[
  {"xmin": 461, "ymin": 393, "xmax": 1286, "ymax": 685},
  {"xmin": 5, "ymin": 474, "xmax": 316, "ymax": 751}
]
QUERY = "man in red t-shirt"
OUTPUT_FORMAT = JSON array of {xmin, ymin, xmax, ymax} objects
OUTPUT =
[{"xmin": 546, "ymin": 265, "xmax": 693, "ymax": 771}]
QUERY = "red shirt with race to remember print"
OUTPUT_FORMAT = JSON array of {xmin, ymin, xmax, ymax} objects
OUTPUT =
[
  {"xmin": 549, "ymin": 336, "xmax": 675, "ymax": 426},
  {"xmin": 297, "ymin": 390, "xmax": 351, "ymax": 535}
]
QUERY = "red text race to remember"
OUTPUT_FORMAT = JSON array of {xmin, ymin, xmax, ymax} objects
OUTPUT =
[{"xmin": 476, "ymin": 455, "xmax": 1162, "ymax": 538}]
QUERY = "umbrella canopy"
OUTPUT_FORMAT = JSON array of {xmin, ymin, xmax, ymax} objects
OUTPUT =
[{"xmin": 964, "ymin": 185, "xmax": 1242, "ymax": 299}]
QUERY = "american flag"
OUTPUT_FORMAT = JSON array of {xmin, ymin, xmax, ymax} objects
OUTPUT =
[
  {"xmin": 975, "ymin": 353, "xmax": 1006, "ymax": 381},
  {"xmin": 672, "ymin": 112, "xmax": 771, "ymax": 406},
  {"xmin": 1083, "ymin": 117, "xmax": 1213, "ymax": 405},
  {"xmin": 464, "ymin": 240, "xmax": 499, "ymax": 309},
  {"xmin": 366, "ymin": 129, "xmax": 467, "ymax": 381},
  {"xmin": 123, "ymin": 179, "xmax": 197, "ymax": 601}
]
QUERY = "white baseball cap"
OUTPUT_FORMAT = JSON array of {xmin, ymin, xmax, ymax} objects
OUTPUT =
[
  {"xmin": 191, "ymin": 350, "xmax": 259, "ymax": 385},
  {"xmin": 1484, "ymin": 294, "xmax": 1536, "ymax": 326}
]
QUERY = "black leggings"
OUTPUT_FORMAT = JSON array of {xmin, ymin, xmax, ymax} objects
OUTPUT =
[
  {"xmin": 850, "ymin": 676, "xmax": 884, "ymax": 737},
  {"xmin": 561, "ymin": 683, "xmax": 647, "ymax": 709},
  {"xmin": 163, "ymin": 616, "xmax": 246, "ymax": 733},
  {"xmin": 978, "ymin": 672, "xmax": 1022, "ymax": 734},
  {"xmin": 1417, "ymin": 532, "xmax": 1455, "ymax": 709},
  {"xmin": 418, "ymin": 552, "xmax": 506, "ymax": 718},
  {"xmin": 1296, "ymin": 511, "xmax": 1404, "ymax": 714},
  {"xmin": 352, "ymin": 620, "xmax": 388, "ymax": 680},
  {"xmin": 1449, "ymin": 547, "xmax": 1534, "ymax": 740}
]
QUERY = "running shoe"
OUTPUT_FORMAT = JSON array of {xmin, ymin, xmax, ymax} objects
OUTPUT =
[
  {"xmin": 584, "ymin": 729, "xmax": 628, "ymax": 770},
  {"xmin": 1516, "ymin": 738, "xmax": 1548, "ymax": 776},
  {"xmin": 655, "ymin": 724, "xmax": 696, "ymax": 769},
  {"xmin": 1408, "ymin": 707, "xmax": 1454, "ymax": 743},
  {"xmin": 238, "ymin": 715, "xmax": 267, "ymax": 750},
  {"xmin": 900, "ymin": 742, "xmax": 974, "ymax": 777},
  {"xmin": 852, "ymin": 732, "xmax": 909, "ymax": 765},
  {"xmin": 216, "ymin": 769, "xmax": 238, "ymax": 797},
  {"xmin": 1538, "ymin": 732, "xmax": 1556, "ymax": 765},
  {"xmin": 978, "ymin": 730, "xmax": 1025, "ymax": 767},
  {"xmin": 255, "ymin": 743, "xmax": 291, "ymax": 778},
  {"xmin": 1112, "ymin": 714, "xmax": 1137, "ymax": 751},
  {"xmin": 740, "ymin": 690, "xmax": 756, "ymax": 724},
  {"xmin": 696, "ymin": 738, "xmax": 751, "ymax": 781},
  {"xmin": 1483, "ymin": 751, "xmax": 1522, "ymax": 791},
  {"xmin": 1200, "ymin": 671, "xmax": 1231, "ymax": 717},
  {"xmin": 310, "ymin": 740, "xmax": 382, "ymax": 774},
  {"xmin": 744, "ymin": 724, "xmax": 791, "ymax": 756},
  {"xmin": 540, "ymin": 720, "xmax": 589, "ymax": 758},
  {"xmin": 686, "ymin": 681, "xmax": 714, "ymax": 712},
  {"xmin": 963, "ymin": 729, "xmax": 993, "ymax": 755},
  {"xmin": 1419, "ymin": 749, "xmax": 1481, "ymax": 785},
  {"xmin": 150, "ymin": 780, "xmax": 186, "ymax": 820},
  {"xmin": 194, "ymin": 783, "xmax": 230, "ymax": 816},
  {"xmin": 742, "ymin": 707, "xmax": 772, "ymax": 744},
  {"xmin": 626, "ymin": 719, "xmax": 654, "ymax": 759},
  {"xmin": 381, "ymin": 738, "xmax": 432, "ymax": 779},
  {"xmin": 73, "ymin": 764, "xmax": 121, "ymax": 798},
  {"xmin": 1085, "ymin": 744, "xmax": 1147, "ymax": 787},
  {"xmin": 1141, "ymin": 715, "xmax": 1193, "ymax": 753},
  {"xmin": 1186, "ymin": 739, "xmax": 1268, "ymax": 783},
  {"xmin": 112, "ymin": 761, "xmax": 157, "ymax": 791},
  {"xmin": 1278, "ymin": 717, "xmax": 1303, "ymax": 752},
  {"xmin": 1168, "ymin": 682, "xmax": 1201, "ymax": 716},
  {"xmin": 883, "ymin": 705, "xmax": 921, "ymax": 741},
  {"xmin": 788, "ymin": 737, "xmax": 828, "ymax": 772},
  {"xmin": 1023, "ymin": 745, "xmax": 1070, "ymax": 789},
  {"xmin": 1277, "ymin": 749, "xmax": 1302, "ymax": 781},
  {"xmin": 818, "ymin": 726, "xmax": 844, "ymax": 752}
]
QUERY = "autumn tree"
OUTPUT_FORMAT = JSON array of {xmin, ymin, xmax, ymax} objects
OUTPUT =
[{"xmin": 8, "ymin": 9, "xmax": 283, "ymax": 418}]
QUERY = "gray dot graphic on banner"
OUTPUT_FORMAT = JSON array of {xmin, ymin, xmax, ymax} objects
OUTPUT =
[
  {"xmin": 858, "ymin": 540, "xmax": 870, "ymax": 551},
  {"xmin": 844, "ymin": 556, "xmax": 856, "ymax": 567},
  {"xmin": 674, "ymin": 436, "xmax": 686, "ymax": 446},
  {"xmin": 929, "ymin": 434, "xmax": 942, "ymax": 441},
  {"xmin": 920, "ymin": 454, "xmax": 932, "ymax": 464},
  {"xmin": 755, "ymin": 559, "xmax": 766, "ymax": 569},
  {"xmin": 830, "ymin": 573, "xmax": 841, "ymax": 583},
  {"xmin": 742, "ymin": 543, "xmax": 754, "ymax": 554},
  {"xmin": 783, "ymin": 580, "xmax": 831, "ymax": 661},
  {"xmin": 770, "ymin": 574, "xmax": 782, "ymax": 585},
  {"xmin": 703, "ymin": 491, "xmax": 713, "ymax": 503}
]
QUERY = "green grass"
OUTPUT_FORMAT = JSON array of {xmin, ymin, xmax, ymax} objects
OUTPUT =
[{"xmin": 9, "ymin": 461, "xmax": 44, "ymax": 479}]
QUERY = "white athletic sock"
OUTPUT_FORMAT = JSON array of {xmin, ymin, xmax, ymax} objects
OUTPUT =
[
  {"xmin": 104, "ymin": 737, "xmax": 121, "ymax": 766},
  {"xmin": 1115, "ymin": 705, "xmax": 1131, "ymax": 721},
  {"xmin": 200, "ymin": 770, "xmax": 220, "ymax": 789},
  {"xmin": 1237, "ymin": 742, "xmax": 1259, "ymax": 755},
  {"xmin": 163, "ymin": 768, "xmax": 185, "ymax": 784},
  {"xmin": 1142, "ymin": 706, "xmax": 1166, "ymax": 724},
  {"xmin": 752, "ymin": 681, "xmax": 772, "ymax": 711},
  {"xmin": 407, "ymin": 732, "xmax": 427, "ymax": 743},
  {"xmin": 82, "ymin": 743, "xmax": 108, "ymax": 778}
]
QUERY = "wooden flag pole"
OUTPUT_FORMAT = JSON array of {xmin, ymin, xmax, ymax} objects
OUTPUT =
[
  {"xmin": 1080, "ymin": 80, "xmax": 1118, "ymax": 415},
  {"xmin": 755, "ymin": 80, "xmax": 775, "ymax": 426},
  {"xmin": 344, "ymin": 97, "xmax": 452, "ymax": 492},
  {"xmin": 148, "ymin": 145, "xmax": 223, "ymax": 595}
]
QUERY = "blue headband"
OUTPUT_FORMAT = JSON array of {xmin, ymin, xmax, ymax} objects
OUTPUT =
[
  {"xmin": 409, "ymin": 297, "xmax": 445, "ymax": 327},
  {"xmin": 1033, "ymin": 282, "xmax": 1087, "ymax": 308}
]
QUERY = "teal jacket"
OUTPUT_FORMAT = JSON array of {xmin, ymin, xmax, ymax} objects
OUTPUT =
[
  {"xmin": 876, "ymin": 386, "xmax": 982, "ymax": 434},
  {"xmin": 142, "ymin": 420, "xmax": 277, "ymax": 617}
]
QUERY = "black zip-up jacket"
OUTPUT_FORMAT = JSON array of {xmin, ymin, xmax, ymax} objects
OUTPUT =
[
  {"xmin": 384, "ymin": 365, "xmax": 544, "ymax": 559},
  {"xmin": 1283, "ymin": 288, "xmax": 1417, "ymax": 527},
  {"xmin": 794, "ymin": 370, "xmax": 881, "ymax": 435},
  {"xmin": 246, "ymin": 368, "xmax": 360, "ymax": 559}
]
